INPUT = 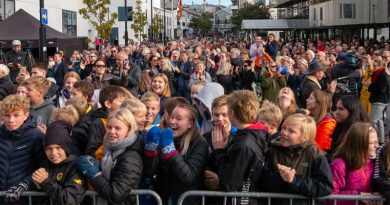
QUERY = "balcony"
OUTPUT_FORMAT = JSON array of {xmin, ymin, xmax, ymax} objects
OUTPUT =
[{"xmin": 271, "ymin": 0, "xmax": 307, "ymax": 8}]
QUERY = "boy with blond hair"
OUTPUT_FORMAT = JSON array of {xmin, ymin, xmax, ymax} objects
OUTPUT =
[{"xmin": 258, "ymin": 100, "xmax": 283, "ymax": 143}]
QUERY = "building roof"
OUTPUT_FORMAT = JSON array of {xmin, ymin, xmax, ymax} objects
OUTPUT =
[
  {"xmin": 241, "ymin": 19, "xmax": 310, "ymax": 30},
  {"xmin": 271, "ymin": 0, "xmax": 308, "ymax": 8}
]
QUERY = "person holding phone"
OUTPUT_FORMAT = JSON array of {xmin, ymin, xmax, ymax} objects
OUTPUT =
[{"xmin": 113, "ymin": 51, "xmax": 141, "ymax": 96}]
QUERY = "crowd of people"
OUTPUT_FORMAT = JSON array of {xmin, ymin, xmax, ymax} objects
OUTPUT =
[{"xmin": 0, "ymin": 34, "xmax": 389, "ymax": 205}]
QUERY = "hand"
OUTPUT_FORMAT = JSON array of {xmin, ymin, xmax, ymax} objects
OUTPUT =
[
  {"xmin": 32, "ymin": 168, "xmax": 49, "ymax": 187},
  {"xmin": 37, "ymin": 124, "xmax": 47, "ymax": 134},
  {"xmin": 211, "ymin": 124, "xmax": 228, "ymax": 149},
  {"xmin": 79, "ymin": 61, "xmax": 85, "ymax": 70},
  {"xmin": 277, "ymin": 164, "xmax": 296, "ymax": 183},
  {"xmin": 77, "ymin": 155, "xmax": 101, "ymax": 179},
  {"xmin": 159, "ymin": 128, "xmax": 177, "ymax": 157},
  {"xmin": 174, "ymin": 66, "xmax": 180, "ymax": 73},
  {"xmin": 204, "ymin": 170, "xmax": 219, "ymax": 190},
  {"xmin": 145, "ymin": 126, "xmax": 160, "ymax": 152},
  {"xmin": 5, "ymin": 182, "xmax": 28, "ymax": 202}
]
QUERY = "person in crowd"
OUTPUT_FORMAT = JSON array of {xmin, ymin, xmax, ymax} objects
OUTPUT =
[
  {"xmin": 32, "ymin": 107, "xmax": 84, "ymax": 205},
  {"xmin": 188, "ymin": 62, "xmax": 212, "ymax": 89},
  {"xmin": 5, "ymin": 40, "xmax": 33, "ymax": 83},
  {"xmin": 173, "ymin": 50, "xmax": 193, "ymax": 100},
  {"xmin": 143, "ymin": 104, "xmax": 209, "ymax": 205},
  {"xmin": 77, "ymin": 108, "xmax": 143, "ymax": 205},
  {"xmin": 159, "ymin": 97, "xmax": 190, "ymax": 129},
  {"xmin": 190, "ymin": 81, "xmax": 206, "ymax": 105},
  {"xmin": 140, "ymin": 92, "xmax": 161, "ymax": 130},
  {"xmin": 305, "ymin": 50, "xmax": 316, "ymax": 64},
  {"xmin": 15, "ymin": 82, "xmax": 27, "ymax": 97},
  {"xmin": 88, "ymin": 60, "xmax": 128, "ymax": 90},
  {"xmin": 52, "ymin": 52, "xmax": 69, "ymax": 91},
  {"xmin": 330, "ymin": 95, "xmax": 370, "ymax": 154},
  {"xmin": 21, "ymin": 76, "xmax": 55, "ymax": 125},
  {"xmin": 148, "ymin": 55, "xmax": 160, "ymax": 76},
  {"xmin": 80, "ymin": 50, "xmax": 97, "ymax": 80},
  {"xmin": 215, "ymin": 52, "xmax": 235, "ymax": 94},
  {"xmin": 265, "ymin": 33, "xmax": 279, "ymax": 60},
  {"xmin": 57, "ymin": 71, "xmax": 80, "ymax": 107},
  {"xmin": 31, "ymin": 65, "xmax": 57, "ymax": 99},
  {"xmin": 299, "ymin": 62, "xmax": 326, "ymax": 108},
  {"xmin": 150, "ymin": 73, "xmax": 171, "ymax": 116},
  {"xmin": 306, "ymin": 89, "xmax": 336, "ymax": 152},
  {"xmin": 85, "ymin": 85, "xmax": 134, "ymax": 155},
  {"xmin": 121, "ymin": 98, "xmax": 147, "ymax": 135},
  {"xmin": 276, "ymin": 86, "xmax": 299, "ymax": 123},
  {"xmin": 359, "ymin": 54, "xmax": 375, "ymax": 115},
  {"xmin": 287, "ymin": 58, "xmax": 308, "ymax": 97},
  {"xmin": 0, "ymin": 95, "xmax": 45, "ymax": 204},
  {"xmin": 249, "ymin": 35, "xmax": 266, "ymax": 59},
  {"xmin": 106, "ymin": 46, "xmax": 118, "ymax": 69},
  {"xmin": 258, "ymin": 100, "xmax": 283, "ymax": 143},
  {"xmin": 260, "ymin": 114, "xmax": 333, "ymax": 201},
  {"xmin": 261, "ymin": 61, "xmax": 287, "ymax": 102},
  {"xmin": 158, "ymin": 57, "xmax": 176, "ymax": 96},
  {"xmin": 239, "ymin": 60, "xmax": 257, "ymax": 91},
  {"xmin": 113, "ymin": 51, "xmax": 141, "ymax": 96},
  {"xmin": 331, "ymin": 122, "xmax": 380, "ymax": 205},
  {"xmin": 71, "ymin": 80, "xmax": 95, "ymax": 107},
  {"xmin": 0, "ymin": 64, "xmax": 15, "ymax": 100},
  {"xmin": 374, "ymin": 141, "xmax": 390, "ymax": 204},
  {"xmin": 15, "ymin": 67, "xmax": 30, "ymax": 84},
  {"xmin": 212, "ymin": 90, "xmax": 268, "ymax": 203}
]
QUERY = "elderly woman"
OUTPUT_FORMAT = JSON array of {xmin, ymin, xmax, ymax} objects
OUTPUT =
[{"xmin": 188, "ymin": 62, "xmax": 212, "ymax": 89}]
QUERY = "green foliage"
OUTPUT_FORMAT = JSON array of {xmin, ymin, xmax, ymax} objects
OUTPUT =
[
  {"xmin": 79, "ymin": 0, "xmax": 118, "ymax": 41},
  {"xmin": 131, "ymin": 0, "xmax": 148, "ymax": 42},
  {"xmin": 152, "ymin": 14, "xmax": 163, "ymax": 40},
  {"xmin": 231, "ymin": 2, "xmax": 270, "ymax": 30},
  {"xmin": 188, "ymin": 12, "xmax": 213, "ymax": 36}
]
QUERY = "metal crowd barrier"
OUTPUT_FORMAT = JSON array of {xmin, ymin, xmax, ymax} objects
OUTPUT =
[
  {"xmin": 177, "ymin": 190, "xmax": 385, "ymax": 205},
  {"xmin": 0, "ymin": 189, "xmax": 162, "ymax": 205}
]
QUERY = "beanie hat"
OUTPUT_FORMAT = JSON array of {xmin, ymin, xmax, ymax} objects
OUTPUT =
[{"xmin": 44, "ymin": 120, "xmax": 73, "ymax": 155}]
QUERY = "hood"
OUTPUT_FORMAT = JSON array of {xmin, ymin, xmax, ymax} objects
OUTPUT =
[
  {"xmin": 195, "ymin": 82, "xmax": 224, "ymax": 113},
  {"xmin": 30, "ymin": 99, "xmax": 54, "ymax": 110}
]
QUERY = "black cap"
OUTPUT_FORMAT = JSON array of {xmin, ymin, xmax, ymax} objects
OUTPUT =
[
  {"xmin": 304, "ymin": 62, "xmax": 325, "ymax": 75},
  {"xmin": 44, "ymin": 120, "xmax": 72, "ymax": 155}
]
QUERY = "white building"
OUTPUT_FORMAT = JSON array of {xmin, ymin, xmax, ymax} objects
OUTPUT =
[{"xmin": 0, "ymin": 0, "xmax": 178, "ymax": 46}]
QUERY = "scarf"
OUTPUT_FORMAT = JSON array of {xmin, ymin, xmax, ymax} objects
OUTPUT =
[
  {"xmin": 101, "ymin": 133, "xmax": 137, "ymax": 180},
  {"xmin": 61, "ymin": 89, "xmax": 71, "ymax": 99}
]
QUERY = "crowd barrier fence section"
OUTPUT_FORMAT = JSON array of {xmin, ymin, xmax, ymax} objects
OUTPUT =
[
  {"xmin": 177, "ymin": 191, "xmax": 385, "ymax": 205},
  {"xmin": 0, "ymin": 189, "xmax": 163, "ymax": 205}
]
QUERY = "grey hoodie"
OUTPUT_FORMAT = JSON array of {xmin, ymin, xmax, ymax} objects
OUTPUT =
[
  {"xmin": 29, "ymin": 99, "xmax": 55, "ymax": 125},
  {"xmin": 194, "ymin": 82, "xmax": 225, "ymax": 135}
]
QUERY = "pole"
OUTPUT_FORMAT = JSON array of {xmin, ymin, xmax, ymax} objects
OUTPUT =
[
  {"xmin": 163, "ymin": 0, "xmax": 166, "ymax": 45},
  {"xmin": 124, "ymin": 0, "xmax": 129, "ymax": 45},
  {"xmin": 39, "ymin": 0, "xmax": 47, "ymax": 64},
  {"xmin": 151, "ymin": 0, "xmax": 153, "ymax": 41},
  {"xmin": 171, "ymin": 0, "xmax": 174, "ymax": 40}
]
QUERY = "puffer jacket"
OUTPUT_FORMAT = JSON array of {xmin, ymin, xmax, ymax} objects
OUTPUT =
[
  {"xmin": 40, "ymin": 155, "xmax": 85, "ymax": 205},
  {"xmin": 0, "ymin": 116, "xmax": 45, "ymax": 191},
  {"xmin": 84, "ymin": 108, "xmax": 108, "ymax": 155},
  {"xmin": 0, "ymin": 75, "xmax": 15, "ymax": 101},
  {"xmin": 315, "ymin": 114, "xmax": 336, "ymax": 151},
  {"xmin": 143, "ymin": 134, "xmax": 209, "ymax": 205},
  {"xmin": 260, "ymin": 141, "xmax": 333, "ymax": 204},
  {"xmin": 90, "ymin": 137, "xmax": 143, "ymax": 205}
]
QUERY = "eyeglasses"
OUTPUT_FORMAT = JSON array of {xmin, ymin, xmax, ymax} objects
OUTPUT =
[
  {"xmin": 382, "ymin": 56, "xmax": 390, "ymax": 58},
  {"xmin": 96, "ymin": 65, "xmax": 106, "ymax": 67}
]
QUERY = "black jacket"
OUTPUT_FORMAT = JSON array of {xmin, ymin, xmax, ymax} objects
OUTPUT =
[
  {"xmin": 5, "ymin": 50, "xmax": 33, "ymax": 82},
  {"xmin": 299, "ymin": 76, "xmax": 321, "ymax": 108},
  {"xmin": 80, "ymin": 63, "xmax": 94, "ymax": 80},
  {"xmin": 126, "ymin": 62, "xmax": 142, "ymax": 96},
  {"xmin": 214, "ymin": 123, "xmax": 268, "ymax": 192},
  {"xmin": 40, "ymin": 155, "xmax": 85, "ymax": 205},
  {"xmin": 0, "ymin": 75, "xmax": 15, "ymax": 101},
  {"xmin": 374, "ymin": 144, "xmax": 390, "ymax": 203},
  {"xmin": 369, "ymin": 71, "xmax": 390, "ymax": 104},
  {"xmin": 143, "ymin": 134, "xmax": 209, "ymax": 205},
  {"xmin": 85, "ymin": 108, "xmax": 108, "ymax": 155},
  {"xmin": 70, "ymin": 112, "xmax": 93, "ymax": 156},
  {"xmin": 53, "ymin": 62, "xmax": 69, "ymax": 88},
  {"xmin": 90, "ymin": 138, "xmax": 143, "ymax": 205},
  {"xmin": 239, "ymin": 69, "xmax": 257, "ymax": 90},
  {"xmin": 0, "ymin": 116, "xmax": 45, "ymax": 191},
  {"xmin": 260, "ymin": 142, "xmax": 333, "ymax": 204}
]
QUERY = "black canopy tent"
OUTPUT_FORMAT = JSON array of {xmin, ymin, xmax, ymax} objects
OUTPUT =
[{"xmin": 0, "ymin": 9, "xmax": 87, "ymax": 60}]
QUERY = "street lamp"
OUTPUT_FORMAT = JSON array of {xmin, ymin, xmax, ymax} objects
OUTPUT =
[{"xmin": 39, "ymin": 0, "xmax": 47, "ymax": 64}]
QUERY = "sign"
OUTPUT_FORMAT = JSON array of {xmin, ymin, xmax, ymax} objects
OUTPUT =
[
  {"xmin": 41, "ymin": 8, "xmax": 48, "ymax": 25},
  {"xmin": 118, "ymin": 7, "xmax": 132, "ymax": 21}
]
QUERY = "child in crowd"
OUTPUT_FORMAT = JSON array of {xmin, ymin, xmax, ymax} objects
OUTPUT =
[
  {"xmin": 150, "ymin": 73, "xmax": 171, "ymax": 116},
  {"xmin": 15, "ymin": 82, "xmax": 27, "ymax": 97},
  {"xmin": 0, "ymin": 95, "xmax": 45, "ymax": 204},
  {"xmin": 30, "ymin": 65, "xmax": 57, "ymax": 99},
  {"xmin": 258, "ymin": 100, "xmax": 283, "ymax": 143},
  {"xmin": 32, "ymin": 107, "xmax": 85, "ymax": 205},
  {"xmin": 57, "ymin": 71, "xmax": 80, "ymax": 107},
  {"xmin": 331, "ymin": 122, "xmax": 380, "ymax": 205},
  {"xmin": 260, "ymin": 114, "xmax": 333, "ymax": 202},
  {"xmin": 21, "ymin": 76, "xmax": 55, "ymax": 125},
  {"xmin": 121, "ymin": 98, "xmax": 147, "ymax": 135},
  {"xmin": 190, "ymin": 81, "xmax": 206, "ymax": 105},
  {"xmin": 159, "ymin": 97, "xmax": 190, "ymax": 129},
  {"xmin": 212, "ymin": 90, "xmax": 268, "ymax": 204},
  {"xmin": 85, "ymin": 85, "xmax": 133, "ymax": 155},
  {"xmin": 141, "ymin": 92, "xmax": 161, "ymax": 130},
  {"xmin": 77, "ymin": 108, "xmax": 143, "ymax": 204},
  {"xmin": 71, "ymin": 80, "xmax": 95, "ymax": 109},
  {"xmin": 143, "ymin": 104, "xmax": 209, "ymax": 205}
]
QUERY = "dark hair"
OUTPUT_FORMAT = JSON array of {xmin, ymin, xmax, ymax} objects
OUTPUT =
[
  {"xmin": 99, "ymin": 85, "xmax": 133, "ymax": 110},
  {"xmin": 73, "ymin": 81, "xmax": 94, "ymax": 101}
]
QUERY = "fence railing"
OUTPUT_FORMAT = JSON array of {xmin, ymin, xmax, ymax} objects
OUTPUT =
[
  {"xmin": 0, "ymin": 189, "xmax": 163, "ymax": 205},
  {"xmin": 177, "ymin": 191, "xmax": 385, "ymax": 205}
]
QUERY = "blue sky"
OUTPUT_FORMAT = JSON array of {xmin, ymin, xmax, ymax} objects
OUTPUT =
[{"xmin": 183, "ymin": 0, "xmax": 232, "ymax": 6}]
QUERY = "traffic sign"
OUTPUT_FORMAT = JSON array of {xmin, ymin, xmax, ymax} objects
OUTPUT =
[{"xmin": 41, "ymin": 8, "xmax": 48, "ymax": 25}]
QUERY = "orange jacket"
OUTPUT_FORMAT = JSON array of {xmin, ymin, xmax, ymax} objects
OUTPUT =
[{"xmin": 315, "ymin": 114, "xmax": 336, "ymax": 151}]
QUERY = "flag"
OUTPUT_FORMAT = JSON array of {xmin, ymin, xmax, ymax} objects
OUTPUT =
[{"xmin": 178, "ymin": 0, "xmax": 183, "ymax": 20}]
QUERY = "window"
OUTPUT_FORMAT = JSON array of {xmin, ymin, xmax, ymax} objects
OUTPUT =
[
  {"xmin": 342, "ymin": 3, "xmax": 355, "ymax": 19},
  {"xmin": 320, "ymin": 7, "xmax": 323, "ymax": 20},
  {"xmin": 313, "ymin": 8, "xmax": 316, "ymax": 20},
  {"xmin": 388, "ymin": 0, "xmax": 390, "ymax": 17},
  {"xmin": 62, "ymin": 10, "xmax": 77, "ymax": 36},
  {"xmin": 0, "ymin": 0, "xmax": 15, "ymax": 21}
]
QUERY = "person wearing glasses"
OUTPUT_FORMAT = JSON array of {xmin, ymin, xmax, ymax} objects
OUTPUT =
[
  {"xmin": 106, "ymin": 46, "xmax": 118, "ymax": 69},
  {"xmin": 88, "ymin": 60, "xmax": 128, "ymax": 90},
  {"xmin": 80, "ymin": 51, "xmax": 98, "ymax": 80},
  {"xmin": 148, "ymin": 55, "xmax": 160, "ymax": 77}
]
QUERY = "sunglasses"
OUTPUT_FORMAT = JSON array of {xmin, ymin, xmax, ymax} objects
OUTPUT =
[{"xmin": 96, "ymin": 65, "xmax": 106, "ymax": 67}]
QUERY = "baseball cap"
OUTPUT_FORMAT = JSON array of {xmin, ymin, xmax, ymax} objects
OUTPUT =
[{"xmin": 12, "ymin": 40, "xmax": 21, "ymax": 46}]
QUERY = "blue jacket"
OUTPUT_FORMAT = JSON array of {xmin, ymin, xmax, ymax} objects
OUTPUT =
[{"xmin": 0, "ymin": 116, "xmax": 45, "ymax": 191}]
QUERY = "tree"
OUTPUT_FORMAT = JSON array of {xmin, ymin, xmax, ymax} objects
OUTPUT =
[
  {"xmin": 188, "ymin": 12, "xmax": 213, "ymax": 36},
  {"xmin": 131, "ymin": 0, "xmax": 148, "ymax": 42},
  {"xmin": 231, "ymin": 2, "xmax": 270, "ymax": 30},
  {"xmin": 152, "ymin": 14, "xmax": 163, "ymax": 41},
  {"xmin": 79, "ymin": 0, "xmax": 118, "ymax": 42}
]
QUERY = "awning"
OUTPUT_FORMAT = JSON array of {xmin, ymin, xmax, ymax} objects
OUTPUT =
[{"xmin": 241, "ymin": 19, "xmax": 310, "ymax": 30}]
